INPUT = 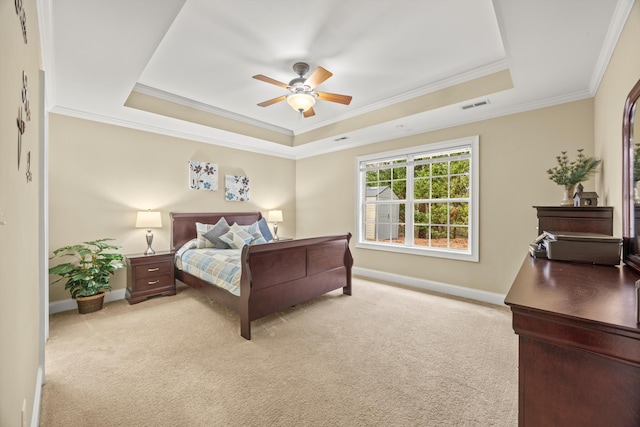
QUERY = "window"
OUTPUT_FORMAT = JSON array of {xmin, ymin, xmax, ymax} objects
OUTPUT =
[{"xmin": 355, "ymin": 136, "xmax": 478, "ymax": 261}]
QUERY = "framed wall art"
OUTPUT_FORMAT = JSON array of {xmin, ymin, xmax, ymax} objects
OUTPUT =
[
  {"xmin": 225, "ymin": 175, "xmax": 250, "ymax": 201},
  {"xmin": 189, "ymin": 160, "xmax": 218, "ymax": 191}
]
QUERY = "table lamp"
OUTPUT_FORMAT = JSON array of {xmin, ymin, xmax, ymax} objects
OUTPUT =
[
  {"xmin": 267, "ymin": 210, "xmax": 283, "ymax": 241},
  {"xmin": 135, "ymin": 210, "xmax": 162, "ymax": 255}
]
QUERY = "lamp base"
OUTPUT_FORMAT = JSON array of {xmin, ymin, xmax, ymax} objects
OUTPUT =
[
  {"xmin": 273, "ymin": 223, "xmax": 279, "ymax": 241},
  {"xmin": 144, "ymin": 229, "xmax": 155, "ymax": 255}
]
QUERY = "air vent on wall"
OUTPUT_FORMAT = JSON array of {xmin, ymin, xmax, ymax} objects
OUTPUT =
[{"xmin": 461, "ymin": 100, "xmax": 490, "ymax": 110}]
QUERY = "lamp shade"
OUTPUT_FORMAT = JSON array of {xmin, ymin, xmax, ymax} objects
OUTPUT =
[
  {"xmin": 135, "ymin": 211, "xmax": 162, "ymax": 229},
  {"xmin": 286, "ymin": 92, "xmax": 315, "ymax": 112},
  {"xmin": 267, "ymin": 210, "xmax": 283, "ymax": 223}
]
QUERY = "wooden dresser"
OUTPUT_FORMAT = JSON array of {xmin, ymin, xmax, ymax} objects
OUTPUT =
[{"xmin": 505, "ymin": 257, "xmax": 640, "ymax": 426}]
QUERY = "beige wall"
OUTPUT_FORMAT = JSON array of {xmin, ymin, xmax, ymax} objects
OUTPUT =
[
  {"xmin": 297, "ymin": 100, "xmax": 595, "ymax": 295},
  {"xmin": 0, "ymin": 0, "xmax": 42, "ymax": 425},
  {"xmin": 595, "ymin": 0, "xmax": 640, "ymax": 234},
  {"xmin": 48, "ymin": 114, "xmax": 296, "ymax": 301}
]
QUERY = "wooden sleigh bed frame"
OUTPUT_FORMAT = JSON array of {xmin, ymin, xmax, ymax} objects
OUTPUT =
[{"xmin": 170, "ymin": 212, "xmax": 353, "ymax": 339}]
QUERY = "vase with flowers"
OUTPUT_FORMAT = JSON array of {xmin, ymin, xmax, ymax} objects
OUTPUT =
[{"xmin": 546, "ymin": 149, "xmax": 601, "ymax": 207}]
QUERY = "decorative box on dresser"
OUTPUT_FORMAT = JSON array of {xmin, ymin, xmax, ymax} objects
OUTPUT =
[
  {"xmin": 125, "ymin": 251, "xmax": 176, "ymax": 304},
  {"xmin": 534, "ymin": 205, "xmax": 613, "ymax": 235}
]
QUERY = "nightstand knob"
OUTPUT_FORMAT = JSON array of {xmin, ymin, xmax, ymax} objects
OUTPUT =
[
  {"xmin": 148, "ymin": 280, "xmax": 160, "ymax": 285},
  {"xmin": 147, "ymin": 267, "xmax": 160, "ymax": 272}
]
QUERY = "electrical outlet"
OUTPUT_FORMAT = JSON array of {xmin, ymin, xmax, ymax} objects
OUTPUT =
[{"xmin": 21, "ymin": 398, "xmax": 27, "ymax": 427}]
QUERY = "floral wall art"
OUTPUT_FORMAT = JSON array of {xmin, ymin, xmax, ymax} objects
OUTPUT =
[
  {"xmin": 189, "ymin": 160, "xmax": 218, "ymax": 191},
  {"xmin": 225, "ymin": 175, "xmax": 250, "ymax": 201}
]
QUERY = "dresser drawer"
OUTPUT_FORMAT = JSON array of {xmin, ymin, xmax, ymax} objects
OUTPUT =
[
  {"xmin": 134, "ymin": 260, "xmax": 173, "ymax": 279},
  {"xmin": 133, "ymin": 273, "xmax": 173, "ymax": 291}
]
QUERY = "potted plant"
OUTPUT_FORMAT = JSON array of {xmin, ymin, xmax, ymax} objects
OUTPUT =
[
  {"xmin": 49, "ymin": 238, "xmax": 125, "ymax": 314},
  {"xmin": 546, "ymin": 149, "xmax": 601, "ymax": 206}
]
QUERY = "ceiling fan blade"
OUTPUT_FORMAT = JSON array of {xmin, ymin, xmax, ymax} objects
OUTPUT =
[
  {"xmin": 305, "ymin": 66, "xmax": 333, "ymax": 89},
  {"xmin": 257, "ymin": 95, "xmax": 286, "ymax": 107},
  {"xmin": 316, "ymin": 92, "xmax": 353, "ymax": 105},
  {"xmin": 252, "ymin": 74, "xmax": 290, "ymax": 89},
  {"xmin": 303, "ymin": 107, "xmax": 316, "ymax": 118}
]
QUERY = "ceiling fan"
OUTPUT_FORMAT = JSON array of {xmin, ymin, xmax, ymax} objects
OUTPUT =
[{"xmin": 253, "ymin": 62, "xmax": 352, "ymax": 118}]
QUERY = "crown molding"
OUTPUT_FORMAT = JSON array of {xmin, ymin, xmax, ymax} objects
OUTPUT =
[
  {"xmin": 49, "ymin": 106, "xmax": 297, "ymax": 159},
  {"xmin": 51, "ymin": 84, "xmax": 593, "ymax": 162},
  {"xmin": 588, "ymin": 0, "xmax": 635, "ymax": 95},
  {"xmin": 132, "ymin": 83, "xmax": 293, "ymax": 136}
]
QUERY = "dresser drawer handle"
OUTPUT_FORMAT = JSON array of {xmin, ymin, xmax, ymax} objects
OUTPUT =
[
  {"xmin": 148, "ymin": 280, "xmax": 160, "ymax": 285},
  {"xmin": 147, "ymin": 267, "xmax": 160, "ymax": 272}
]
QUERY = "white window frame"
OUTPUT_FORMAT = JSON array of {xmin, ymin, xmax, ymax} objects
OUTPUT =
[{"xmin": 355, "ymin": 136, "xmax": 479, "ymax": 262}]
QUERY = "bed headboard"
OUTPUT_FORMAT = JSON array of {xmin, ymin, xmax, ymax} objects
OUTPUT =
[{"xmin": 170, "ymin": 212, "xmax": 263, "ymax": 252}]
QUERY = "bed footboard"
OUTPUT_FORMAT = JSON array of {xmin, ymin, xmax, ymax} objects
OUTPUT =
[{"xmin": 239, "ymin": 234, "xmax": 353, "ymax": 339}]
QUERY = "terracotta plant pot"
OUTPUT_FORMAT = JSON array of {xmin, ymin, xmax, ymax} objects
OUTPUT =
[{"xmin": 76, "ymin": 292, "xmax": 105, "ymax": 314}]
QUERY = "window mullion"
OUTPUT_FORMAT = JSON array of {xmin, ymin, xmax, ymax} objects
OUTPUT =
[{"xmin": 406, "ymin": 162, "xmax": 414, "ymax": 246}]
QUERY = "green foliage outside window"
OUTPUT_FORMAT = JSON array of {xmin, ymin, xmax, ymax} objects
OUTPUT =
[{"xmin": 364, "ymin": 149, "xmax": 470, "ymax": 250}]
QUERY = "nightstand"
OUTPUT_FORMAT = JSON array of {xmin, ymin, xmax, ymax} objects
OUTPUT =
[{"xmin": 125, "ymin": 251, "xmax": 176, "ymax": 304}]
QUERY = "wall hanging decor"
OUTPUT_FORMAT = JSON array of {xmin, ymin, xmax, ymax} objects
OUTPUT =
[
  {"xmin": 189, "ymin": 160, "xmax": 218, "ymax": 191},
  {"xmin": 16, "ymin": 107, "xmax": 24, "ymax": 169},
  {"xmin": 15, "ymin": 0, "xmax": 27, "ymax": 44},
  {"xmin": 22, "ymin": 71, "xmax": 31, "ymax": 121},
  {"xmin": 25, "ymin": 151, "xmax": 32, "ymax": 182},
  {"xmin": 225, "ymin": 175, "xmax": 250, "ymax": 201}
]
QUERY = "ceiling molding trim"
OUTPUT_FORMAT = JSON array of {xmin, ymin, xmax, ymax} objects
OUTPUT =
[
  {"xmin": 49, "ymin": 106, "xmax": 297, "ymax": 160},
  {"xmin": 134, "ymin": 59, "xmax": 511, "ymax": 140},
  {"xmin": 588, "ymin": 0, "xmax": 635, "ymax": 95},
  {"xmin": 290, "ymin": 59, "xmax": 512, "ymax": 136},
  {"xmin": 292, "ymin": 89, "xmax": 594, "ymax": 160},
  {"xmin": 132, "ymin": 83, "xmax": 293, "ymax": 136},
  {"xmin": 49, "ymin": 84, "xmax": 593, "ymax": 162}
]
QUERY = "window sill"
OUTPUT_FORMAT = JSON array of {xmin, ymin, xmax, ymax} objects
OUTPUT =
[{"xmin": 355, "ymin": 241, "xmax": 478, "ymax": 262}]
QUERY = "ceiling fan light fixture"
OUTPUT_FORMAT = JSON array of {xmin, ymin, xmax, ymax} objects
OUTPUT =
[{"xmin": 287, "ymin": 92, "xmax": 316, "ymax": 112}]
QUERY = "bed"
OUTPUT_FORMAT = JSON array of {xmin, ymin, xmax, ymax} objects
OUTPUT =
[{"xmin": 170, "ymin": 212, "xmax": 353, "ymax": 339}]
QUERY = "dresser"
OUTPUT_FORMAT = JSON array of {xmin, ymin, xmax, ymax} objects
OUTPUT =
[
  {"xmin": 505, "ymin": 257, "xmax": 640, "ymax": 426},
  {"xmin": 125, "ymin": 251, "xmax": 176, "ymax": 304}
]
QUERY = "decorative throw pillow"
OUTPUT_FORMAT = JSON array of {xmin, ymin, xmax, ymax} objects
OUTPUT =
[
  {"xmin": 219, "ymin": 223, "xmax": 254, "ymax": 249},
  {"xmin": 196, "ymin": 218, "xmax": 230, "ymax": 249},
  {"xmin": 202, "ymin": 218, "xmax": 232, "ymax": 249},
  {"xmin": 257, "ymin": 217, "xmax": 274, "ymax": 242},
  {"xmin": 249, "ymin": 231, "xmax": 267, "ymax": 245}
]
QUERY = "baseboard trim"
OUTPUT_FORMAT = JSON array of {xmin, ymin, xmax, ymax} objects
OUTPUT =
[
  {"xmin": 31, "ymin": 365, "xmax": 43, "ymax": 427},
  {"xmin": 49, "ymin": 289, "xmax": 127, "ymax": 314},
  {"xmin": 353, "ymin": 267, "xmax": 507, "ymax": 306}
]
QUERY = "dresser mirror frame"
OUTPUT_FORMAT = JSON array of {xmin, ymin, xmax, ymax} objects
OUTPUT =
[{"xmin": 622, "ymin": 77, "xmax": 640, "ymax": 272}]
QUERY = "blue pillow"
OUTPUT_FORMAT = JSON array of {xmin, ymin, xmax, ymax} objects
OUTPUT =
[{"xmin": 257, "ymin": 217, "xmax": 273, "ymax": 242}]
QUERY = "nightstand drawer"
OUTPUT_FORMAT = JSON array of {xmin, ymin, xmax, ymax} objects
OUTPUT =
[
  {"xmin": 133, "ymin": 273, "xmax": 173, "ymax": 290},
  {"xmin": 134, "ymin": 261, "xmax": 172, "ymax": 278}
]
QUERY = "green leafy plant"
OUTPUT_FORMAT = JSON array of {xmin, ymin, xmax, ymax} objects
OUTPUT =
[
  {"xmin": 546, "ymin": 149, "xmax": 601, "ymax": 185},
  {"xmin": 49, "ymin": 238, "xmax": 124, "ymax": 298}
]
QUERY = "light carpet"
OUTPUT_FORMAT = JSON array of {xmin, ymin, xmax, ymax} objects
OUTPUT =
[{"xmin": 40, "ymin": 278, "xmax": 518, "ymax": 426}]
